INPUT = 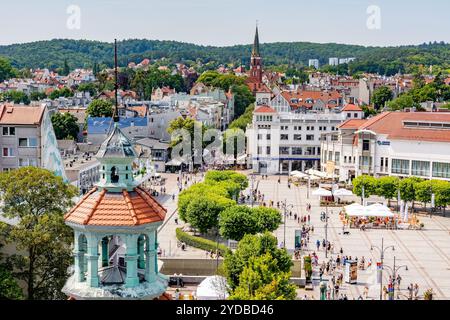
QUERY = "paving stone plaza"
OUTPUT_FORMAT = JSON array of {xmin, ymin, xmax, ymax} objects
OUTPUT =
[{"xmin": 155, "ymin": 172, "xmax": 450, "ymax": 300}]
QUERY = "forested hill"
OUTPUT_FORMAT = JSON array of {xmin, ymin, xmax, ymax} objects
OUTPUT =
[{"xmin": 0, "ymin": 39, "xmax": 449, "ymax": 75}]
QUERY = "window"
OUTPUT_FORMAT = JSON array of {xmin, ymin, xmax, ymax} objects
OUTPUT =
[
  {"xmin": 293, "ymin": 134, "xmax": 302, "ymax": 141},
  {"xmin": 306, "ymin": 135, "xmax": 314, "ymax": 141},
  {"xmin": 335, "ymin": 152, "xmax": 340, "ymax": 165},
  {"xmin": 344, "ymin": 156, "xmax": 347, "ymax": 163},
  {"xmin": 266, "ymin": 134, "xmax": 271, "ymax": 140},
  {"xmin": 257, "ymin": 147, "xmax": 262, "ymax": 155},
  {"xmin": 354, "ymin": 113, "xmax": 358, "ymax": 118},
  {"xmin": 362, "ymin": 139, "xmax": 370, "ymax": 151},
  {"xmin": 292, "ymin": 147, "xmax": 302, "ymax": 155},
  {"xmin": 2, "ymin": 127, "xmax": 15, "ymax": 136},
  {"xmin": 3, "ymin": 148, "xmax": 14, "ymax": 157},
  {"xmin": 411, "ymin": 160, "xmax": 430, "ymax": 177},
  {"xmin": 391, "ymin": 159, "xmax": 410, "ymax": 175},
  {"xmin": 266, "ymin": 146, "xmax": 271, "ymax": 154},
  {"xmin": 279, "ymin": 147, "xmax": 290, "ymax": 155},
  {"xmin": 280, "ymin": 134, "xmax": 289, "ymax": 140},
  {"xmin": 432, "ymin": 162, "xmax": 450, "ymax": 179},
  {"xmin": 257, "ymin": 134, "xmax": 262, "ymax": 140},
  {"xmin": 306, "ymin": 147, "xmax": 315, "ymax": 155},
  {"xmin": 347, "ymin": 113, "xmax": 351, "ymax": 118},
  {"xmin": 18, "ymin": 138, "xmax": 38, "ymax": 147}
]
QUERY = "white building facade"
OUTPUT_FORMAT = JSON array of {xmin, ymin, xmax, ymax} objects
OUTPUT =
[{"xmin": 321, "ymin": 112, "xmax": 450, "ymax": 182}]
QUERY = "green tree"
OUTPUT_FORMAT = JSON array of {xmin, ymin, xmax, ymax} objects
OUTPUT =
[
  {"xmin": 352, "ymin": 175, "xmax": 378, "ymax": 199},
  {"xmin": 219, "ymin": 206, "xmax": 282, "ymax": 241},
  {"xmin": 223, "ymin": 232, "xmax": 292, "ymax": 290},
  {"xmin": 229, "ymin": 253, "xmax": 296, "ymax": 300},
  {"xmin": 63, "ymin": 59, "xmax": 70, "ymax": 76},
  {"xmin": 0, "ymin": 264, "xmax": 24, "ymax": 300},
  {"xmin": 4, "ymin": 90, "xmax": 30, "ymax": 105},
  {"xmin": 372, "ymin": 86, "xmax": 394, "ymax": 110},
  {"xmin": 387, "ymin": 94, "xmax": 419, "ymax": 111},
  {"xmin": 231, "ymin": 84, "xmax": 255, "ymax": 118},
  {"xmin": 253, "ymin": 207, "xmax": 282, "ymax": 232},
  {"xmin": 30, "ymin": 91, "xmax": 47, "ymax": 101},
  {"xmin": 219, "ymin": 206, "xmax": 257, "ymax": 241},
  {"xmin": 205, "ymin": 170, "xmax": 248, "ymax": 191},
  {"xmin": 77, "ymin": 83, "xmax": 97, "ymax": 96},
  {"xmin": 0, "ymin": 57, "xmax": 15, "ymax": 82},
  {"xmin": 86, "ymin": 99, "xmax": 113, "ymax": 117},
  {"xmin": 49, "ymin": 87, "xmax": 73, "ymax": 100},
  {"xmin": 399, "ymin": 177, "xmax": 422, "ymax": 204},
  {"xmin": 51, "ymin": 112, "xmax": 79, "ymax": 140},
  {"xmin": 0, "ymin": 167, "xmax": 77, "ymax": 300},
  {"xmin": 376, "ymin": 176, "xmax": 399, "ymax": 206},
  {"xmin": 229, "ymin": 104, "xmax": 254, "ymax": 131},
  {"xmin": 184, "ymin": 194, "xmax": 235, "ymax": 234}
]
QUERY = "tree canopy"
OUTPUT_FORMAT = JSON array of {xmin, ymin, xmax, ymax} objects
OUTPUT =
[
  {"xmin": 0, "ymin": 167, "xmax": 78, "ymax": 300},
  {"xmin": 86, "ymin": 99, "xmax": 113, "ymax": 117},
  {"xmin": 51, "ymin": 112, "xmax": 79, "ymax": 140}
]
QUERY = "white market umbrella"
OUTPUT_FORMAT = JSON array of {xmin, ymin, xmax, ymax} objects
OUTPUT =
[
  {"xmin": 291, "ymin": 170, "xmax": 302, "ymax": 176},
  {"xmin": 312, "ymin": 187, "xmax": 332, "ymax": 197},
  {"xmin": 196, "ymin": 276, "xmax": 229, "ymax": 300},
  {"xmin": 333, "ymin": 188, "xmax": 354, "ymax": 197}
]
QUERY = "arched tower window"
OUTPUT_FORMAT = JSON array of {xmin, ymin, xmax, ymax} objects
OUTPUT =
[{"xmin": 111, "ymin": 166, "xmax": 119, "ymax": 183}]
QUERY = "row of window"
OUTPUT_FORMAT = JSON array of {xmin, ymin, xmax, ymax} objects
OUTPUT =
[
  {"xmin": 279, "ymin": 146, "xmax": 320, "ymax": 156},
  {"xmin": 280, "ymin": 134, "xmax": 315, "ymax": 141},
  {"xmin": 280, "ymin": 126, "xmax": 337, "ymax": 131},
  {"xmin": 1, "ymin": 137, "xmax": 38, "ymax": 148},
  {"xmin": 391, "ymin": 159, "xmax": 450, "ymax": 178},
  {"xmin": 256, "ymin": 115, "xmax": 273, "ymax": 122}
]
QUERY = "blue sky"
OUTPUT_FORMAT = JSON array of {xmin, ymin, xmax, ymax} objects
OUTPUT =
[{"xmin": 0, "ymin": 0, "xmax": 449, "ymax": 46}]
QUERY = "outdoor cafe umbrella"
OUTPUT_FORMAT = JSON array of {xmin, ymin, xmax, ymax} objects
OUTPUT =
[
  {"xmin": 333, "ymin": 188, "xmax": 354, "ymax": 197},
  {"xmin": 312, "ymin": 187, "xmax": 332, "ymax": 197}
]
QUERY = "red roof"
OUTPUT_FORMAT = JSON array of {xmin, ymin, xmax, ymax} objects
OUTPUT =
[
  {"xmin": 358, "ymin": 112, "xmax": 450, "ymax": 143},
  {"xmin": 0, "ymin": 104, "xmax": 45, "ymax": 125},
  {"xmin": 254, "ymin": 105, "xmax": 276, "ymax": 113},
  {"xmin": 342, "ymin": 104, "xmax": 363, "ymax": 112},
  {"xmin": 280, "ymin": 90, "xmax": 341, "ymax": 109},
  {"xmin": 338, "ymin": 119, "xmax": 367, "ymax": 130},
  {"xmin": 65, "ymin": 187, "xmax": 166, "ymax": 227}
]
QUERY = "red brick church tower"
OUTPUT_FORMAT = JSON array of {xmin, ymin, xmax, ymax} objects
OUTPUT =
[{"xmin": 249, "ymin": 25, "xmax": 263, "ymax": 83}]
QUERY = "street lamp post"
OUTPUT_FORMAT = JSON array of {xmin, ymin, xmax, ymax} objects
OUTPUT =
[
  {"xmin": 382, "ymin": 256, "xmax": 408, "ymax": 300},
  {"xmin": 250, "ymin": 173, "xmax": 256, "ymax": 207},
  {"xmin": 371, "ymin": 237, "xmax": 395, "ymax": 300},
  {"xmin": 282, "ymin": 199, "xmax": 293, "ymax": 249}
]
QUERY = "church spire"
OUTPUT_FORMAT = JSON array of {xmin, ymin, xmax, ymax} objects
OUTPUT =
[
  {"xmin": 252, "ymin": 23, "xmax": 260, "ymax": 57},
  {"xmin": 113, "ymin": 39, "xmax": 119, "ymax": 123}
]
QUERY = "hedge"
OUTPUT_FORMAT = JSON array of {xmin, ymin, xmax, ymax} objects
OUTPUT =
[{"xmin": 175, "ymin": 228, "xmax": 231, "ymax": 257}]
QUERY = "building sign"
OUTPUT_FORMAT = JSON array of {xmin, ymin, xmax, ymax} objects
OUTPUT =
[{"xmin": 377, "ymin": 140, "xmax": 391, "ymax": 146}]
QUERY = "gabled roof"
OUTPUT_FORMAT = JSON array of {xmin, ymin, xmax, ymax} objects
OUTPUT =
[
  {"xmin": 0, "ymin": 104, "xmax": 45, "ymax": 125},
  {"xmin": 338, "ymin": 119, "xmax": 367, "ymax": 130},
  {"xmin": 254, "ymin": 105, "xmax": 276, "ymax": 113},
  {"xmin": 64, "ymin": 187, "xmax": 166, "ymax": 227},
  {"xmin": 359, "ymin": 112, "xmax": 450, "ymax": 143},
  {"xmin": 342, "ymin": 104, "xmax": 363, "ymax": 112}
]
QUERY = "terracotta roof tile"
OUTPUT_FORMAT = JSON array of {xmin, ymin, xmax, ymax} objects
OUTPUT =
[
  {"xmin": 0, "ymin": 104, "xmax": 45, "ymax": 125},
  {"xmin": 342, "ymin": 104, "xmax": 363, "ymax": 112},
  {"xmin": 254, "ymin": 105, "xmax": 276, "ymax": 113},
  {"xmin": 65, "ymin": 187, "xmax": 166, "ymax": 227}
]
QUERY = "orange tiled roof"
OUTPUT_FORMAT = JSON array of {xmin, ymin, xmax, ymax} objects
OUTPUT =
[
  {"xmin": 0, "ymin": 104, "xmax": 45, "ymax": 125},
  {"xmin": 359, "ymin": 112, "xmax": 450, "ymax": 143},
  {"xmin": 280, "ymin": 90, "xmax": 341, "ymax": 109},
  {"xmin": 341, "ymin": 104, "xmax": 363, "ymax": 112},
  {"xmin": 65, "ymin": 187, "xmax": 166, "ymax": 226},
  {"xmin": 254, "ymin": 105, "xmax": 276, "ymax": 113},
  {"xmin": 338, "ymin": 119, "xmax": 367, "ymax": 130}
]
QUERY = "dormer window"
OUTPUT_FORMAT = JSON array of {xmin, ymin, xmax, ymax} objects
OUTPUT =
[{"xmin": 111, "ymin": 166, "xmax": 119, "ymax": 183}]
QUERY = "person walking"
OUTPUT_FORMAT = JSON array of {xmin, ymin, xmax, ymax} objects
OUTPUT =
[
  {"xmin": 414, "ymin": 284, "xmax": 419, "ymax": 299},
  {"xmin": 383, "ymin": 286, "xmax": 388, "ymax": 300},
  {"xmin": 316, "ymin": 239, "xmax": 321, "ymax": 251}
]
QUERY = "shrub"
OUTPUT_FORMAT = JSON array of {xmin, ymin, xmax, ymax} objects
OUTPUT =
[{"xmin": 175, "ymin": 228, "xmax": 230, "ymax": 256}]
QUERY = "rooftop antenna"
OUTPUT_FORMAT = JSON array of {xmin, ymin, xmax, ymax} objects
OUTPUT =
[{"xmin": 113, "ymin": 39, "xmax": 119, "ymax": 123}]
